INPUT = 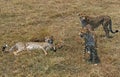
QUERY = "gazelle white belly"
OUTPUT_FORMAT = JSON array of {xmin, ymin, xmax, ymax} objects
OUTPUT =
[{"xmin": 26, "ymin": 44, "xmax": 43, "ymax": 50}]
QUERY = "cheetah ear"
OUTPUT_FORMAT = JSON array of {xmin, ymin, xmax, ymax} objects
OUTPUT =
[
  {"xmin": 77, "ymin": 13, "xmax": 81, "ymax": 16},
  {"xmin": 78, "ymin": 32, "xmax": 81, "ymax": 36},
  {"xmin": 77, "ymin": 13, "xmax": 84, "ymax": 17}
]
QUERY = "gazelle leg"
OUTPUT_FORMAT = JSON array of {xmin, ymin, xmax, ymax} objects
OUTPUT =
[
  {"xmin": 13, "ymin": 49, "xmax": 23, "ymax": 55},
  {"xmin": 41, "ymin": 48, "xmax": 48, "ymax": 55},
  {"xmin": 13, "ymin": 52, "xmax": 17, "ymax": 55}
]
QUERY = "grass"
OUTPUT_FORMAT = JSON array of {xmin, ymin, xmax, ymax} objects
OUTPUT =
[{"xmin": 0, "ymin": 0, "xmax": 120, "ymax": 77}]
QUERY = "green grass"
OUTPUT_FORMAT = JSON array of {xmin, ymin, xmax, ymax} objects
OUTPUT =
[{"xmin": 0, "ymin": 0, "xmax": 120, "ymax": 77}]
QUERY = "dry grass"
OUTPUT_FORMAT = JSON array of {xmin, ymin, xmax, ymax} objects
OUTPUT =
[{"xmin": 0, "ymin": 0, "xmax": 120, "ymax": 77}]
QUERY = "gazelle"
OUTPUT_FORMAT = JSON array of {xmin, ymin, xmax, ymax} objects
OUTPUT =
[{"xmin": 2, "ymin": 36, "xmax": 56, "ymax": 55}]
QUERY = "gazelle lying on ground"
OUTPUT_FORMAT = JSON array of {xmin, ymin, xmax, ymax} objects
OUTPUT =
[{"xmin": 2, "ymin": 36, "xmax": 56, "ymax": 55}]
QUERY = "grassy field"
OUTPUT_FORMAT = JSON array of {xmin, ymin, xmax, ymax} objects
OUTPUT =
[{"xmin": 0, "ymin": 0, "xmax": 120, "ymax": 77}]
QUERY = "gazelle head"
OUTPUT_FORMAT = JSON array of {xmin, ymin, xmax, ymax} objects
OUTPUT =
[
  {"xmin": 45, "ymin": 36, "xmax": 56, "ymax": 52},
  {"xmin": 2, "ymin": 44, "xmax": 8, "ymax": 52},
  {"xmin": 45, "ymin": 36, "xmax": 53, "ymax": 44},
  {"xmin": 79, "ymin": 28, "xmax": 90, "ymax": 38}
]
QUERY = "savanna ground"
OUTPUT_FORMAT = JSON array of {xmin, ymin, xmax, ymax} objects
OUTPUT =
[{"xmin": 0, "ymin": 0, "xmax": 120, "ymax": 77}]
